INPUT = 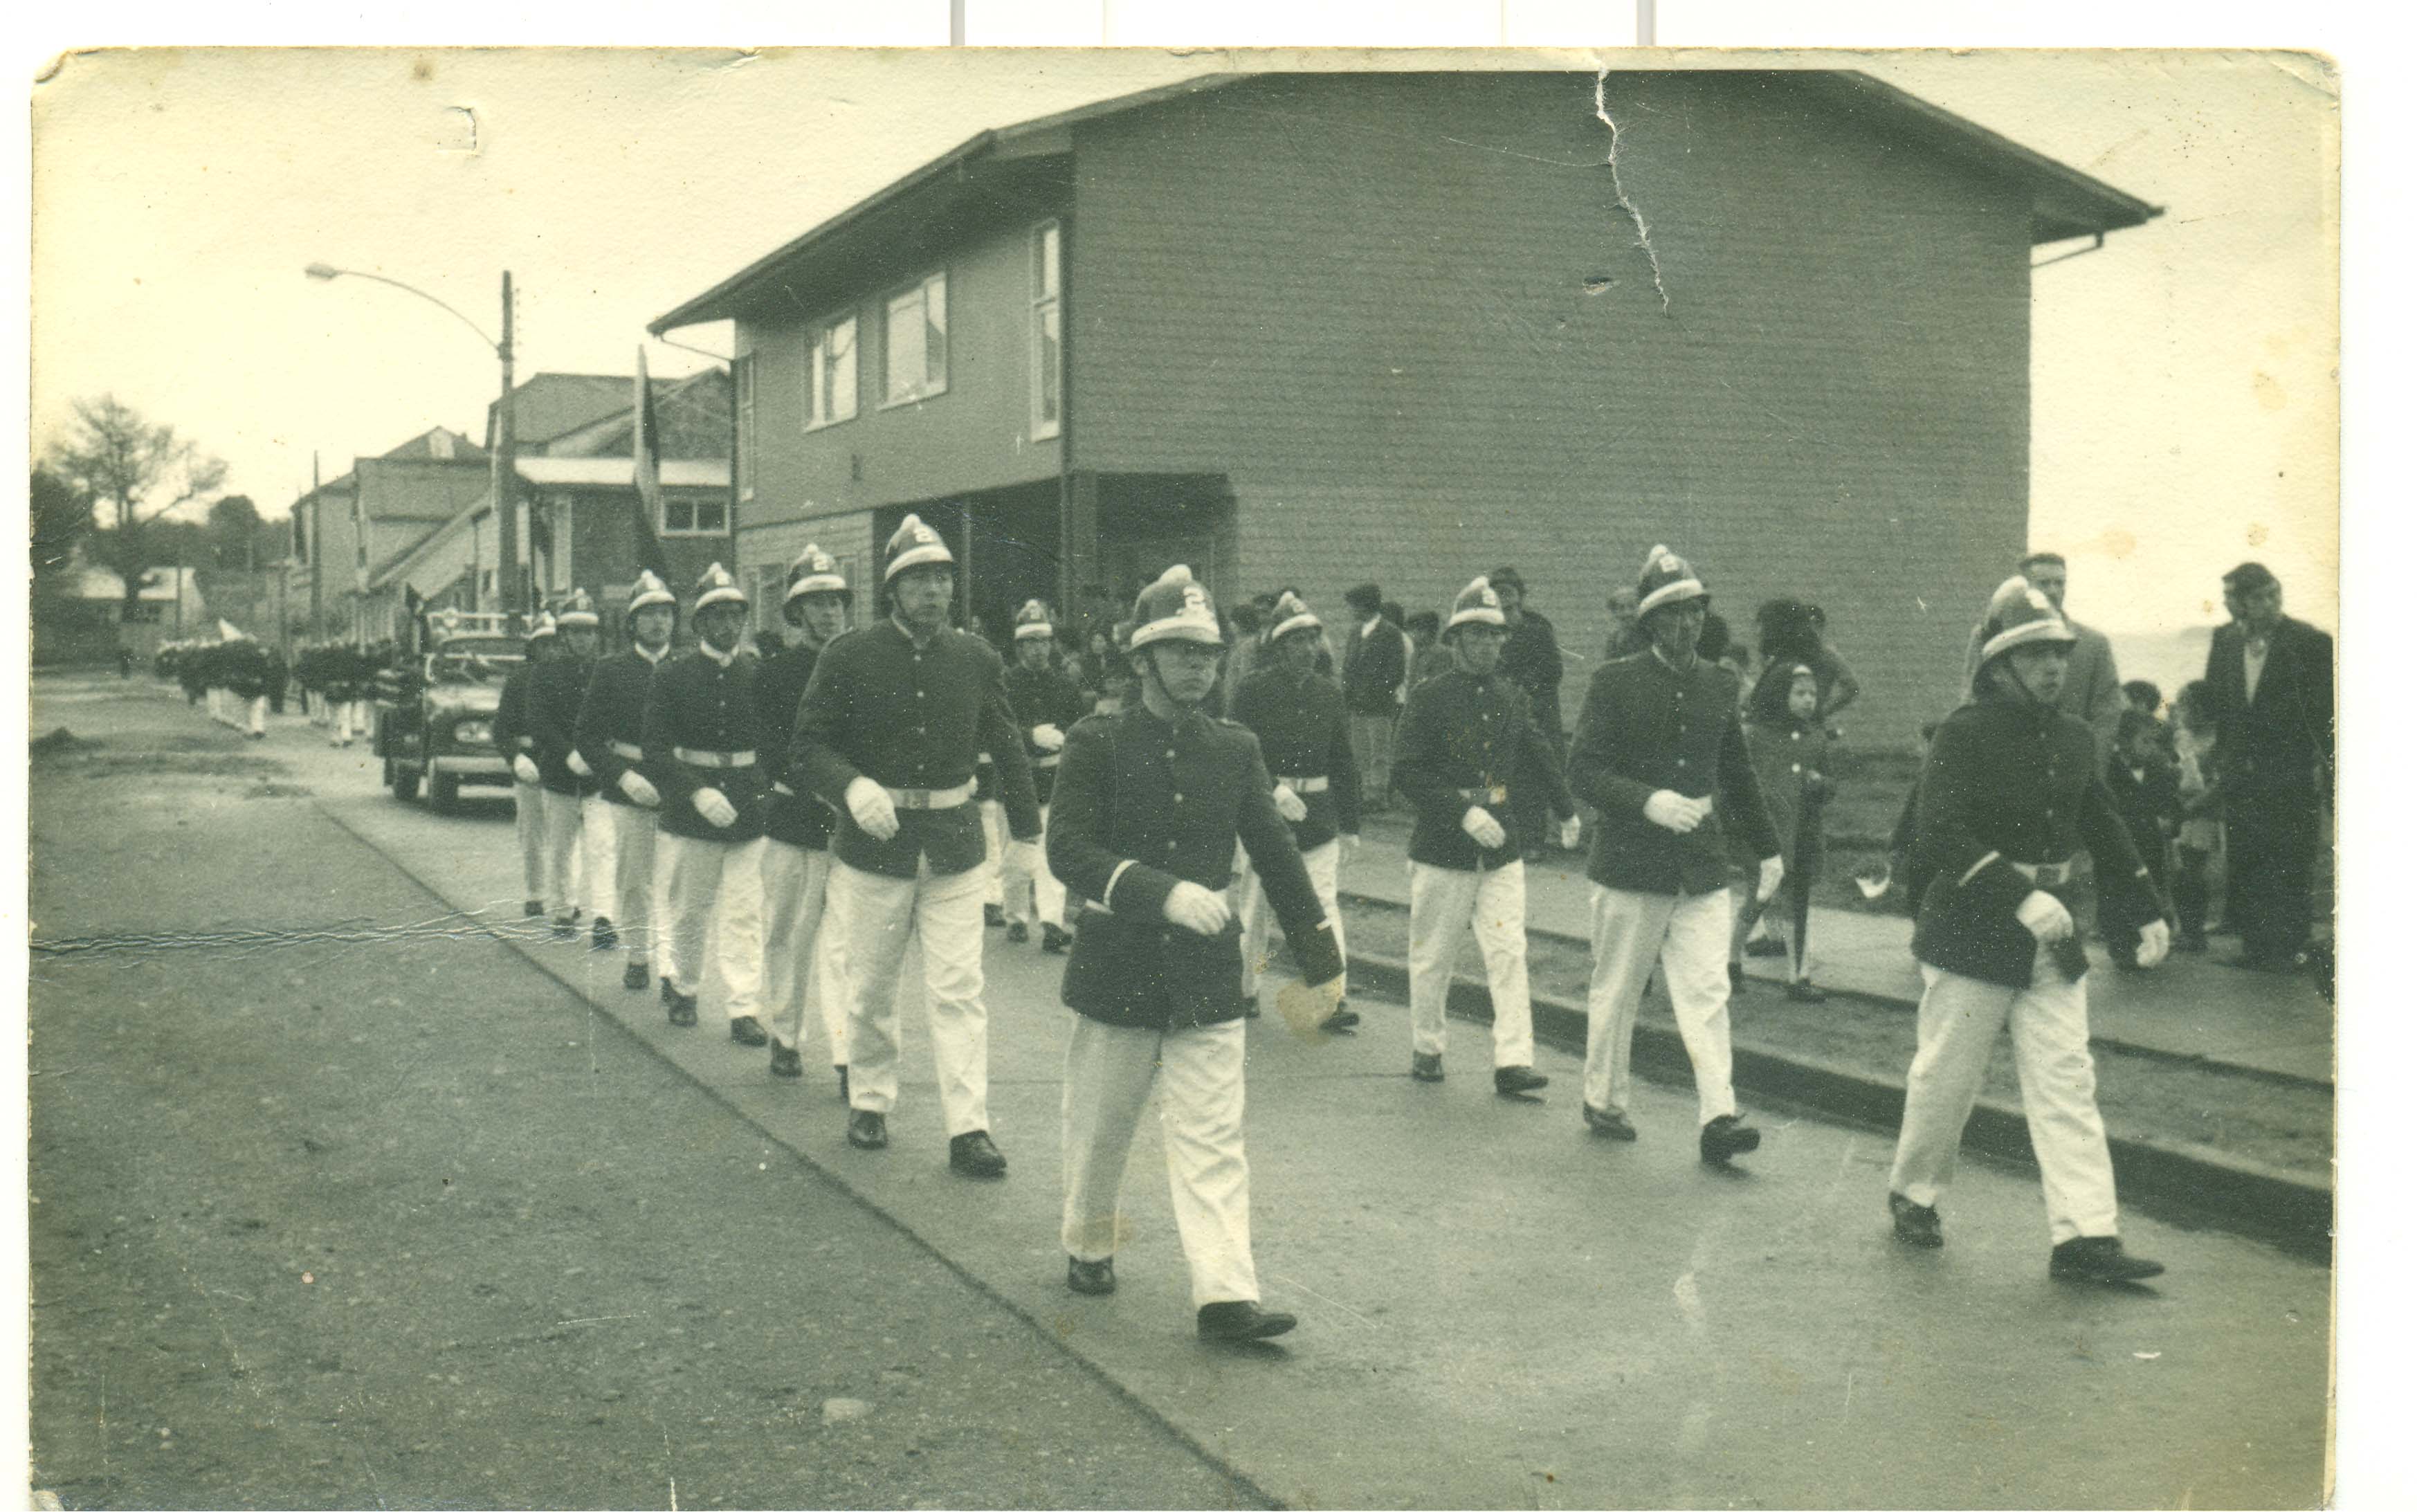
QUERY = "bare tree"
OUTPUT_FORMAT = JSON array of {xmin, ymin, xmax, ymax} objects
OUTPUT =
[{"xmin": 47, "ymin": 394, "xmax": 228, "ymax": 612}]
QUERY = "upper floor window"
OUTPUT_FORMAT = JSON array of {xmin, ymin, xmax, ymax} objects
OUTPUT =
[
  {"xmin": 808, "ymin": 314, "xmax": 859, "ymax": 430},
  {"xmin": 1030, "ymin": 221, "xmax": 1062, "ymax": 441},
  {"xmin": 662, "ymin": 493, "xmax": 729, "ymax": 536},
  {"xmin": 882, "ymin": 272, "xmax": 949, "ymax": 406}
]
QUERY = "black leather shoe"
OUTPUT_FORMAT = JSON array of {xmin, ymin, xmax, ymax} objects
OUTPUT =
[
  {"xmin": 551, "ymin": 916, "xmax": 578, "ymax": 940},
  {"xmin": 666, "ymin": 990, "xmax": 698, "ymax": 1028},
  {"xmin": 837, "ymin": 1066, "xmax": 850, "ymax": 1102},
  {"xmin": 1240, "ymin": 994, "xmax": 1261, "ymax": 1019},
  {"xmin": 985, "ymin": 904, "xmax": 1005, "ymax": 929},
  {"xmin": 522, "ymin": 900, "xmax": 545, "ymax": 918},
  {"xmin": 591, "ymin": 916, "xmax": 618, "ymax": 951},
  {"xmin": 1581, "ymin": 1103, "xmax": 1637, "ymax": 1140},
  {"xmin": 623, "ymin": 960, "xmax": 650, "ymax": 991},
  {"xmin": 1699, "ymin": 1114, "xmax": 1761, "ymax": 1165},
  {"xmin": 1728, "ymin": 961, "xmax": 1746, "ymax": 992},
  {"xmin": 949, "ymin": 1130, "xmax": 1007, "ymax": 1179},
  {"xmin": 729, "ymin": 1015, "xmax": 769, "ymax": 1047},
  {"xmin": 1198, "ymin": 1301, "xmax": 1296, "ymax": 1342},
  {"xmin": 1005, "ymin": 921, "xmax": 1030, "ymax": 944},
  {"xmin": 1786, "ymin": 978, "xmax": 1827, "ymax": 1003},
  {"xmin": 846, "ymin": 1109, "xmax": 888, "ymax": 1149},
  {"xmin": 1744, "ymin": 936, "xmax": 1787, "ymax": 958},
  {"xmin": 2050, "ymin": 1235, "xmax": 2164, "ymax": 1284},
  {"xmin": 1320, "ymin": 1005, "xmax": 1360, "ymax": 1034},
  {"xmin": 1067, "ymin": 1257, "xmax": 1116, "ymax": 1296},
  {"xmin": 1041, "ymin": 924, "xmax": 1073, "ymax": 954},
  {"xmin": 769, "ymin": 1043, "xmax": 803, "ymax": 1079},
  {"xmin": 1494, "ymin": 1066, "xmax": 1549, "ymax": 1097},
  {"xmin": 1410, "ymin": 1052, "xmax": 1444, "ymax": 1082},
  {"xmin": 1889, "ymin": 1192, "xmax": 1944, "ymax": 1248}
]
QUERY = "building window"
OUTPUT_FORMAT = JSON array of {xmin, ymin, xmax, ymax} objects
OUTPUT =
[
  {"xmin": 807, "ymin": 314, "xmax": 858, "ymax": 430},
  {"xmin": 1030, "ymin": 221, "xmax": 1061, "ymax": 441},
  {"xmin": 882, "ymin": 272, "xmax": 948, "ymax": 406},
  {"xmin": 734, "ymin": 353, "xmax": 756, "ymax": 502},
  {"xmin": 662, "ymin": 493, "xmax": 729, "ymax": 536}
]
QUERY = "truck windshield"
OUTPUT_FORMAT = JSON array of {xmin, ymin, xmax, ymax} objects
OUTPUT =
[{"xmin": 428, "ymin": 638, "xmax": 526, "ymax": 684}]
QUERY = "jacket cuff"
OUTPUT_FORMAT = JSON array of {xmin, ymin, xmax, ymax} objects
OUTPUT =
[{"xmin": 1105, "ymin": 862, "xmax": 1178, "ymax": 922}]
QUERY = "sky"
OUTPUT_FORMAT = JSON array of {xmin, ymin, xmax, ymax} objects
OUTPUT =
[{"xmin": 29, "ymin": 46, "xmax": 2337, "ymax": 636}]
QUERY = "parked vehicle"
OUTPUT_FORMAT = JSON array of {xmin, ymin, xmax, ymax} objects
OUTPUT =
[{"xmin": 374, "ymin": 613, "xmax": 520, "ymax": 813}]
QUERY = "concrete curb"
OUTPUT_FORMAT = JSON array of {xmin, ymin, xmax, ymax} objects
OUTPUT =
[{"xmin": 1344, "ymin": 945, "xmax": 2334, "ymax": 1264}]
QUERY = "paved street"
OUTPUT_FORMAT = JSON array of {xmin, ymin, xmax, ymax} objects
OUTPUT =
[{"xmin": 30, "ymin": 675, "xmax": 2331, "ymax": 1509}]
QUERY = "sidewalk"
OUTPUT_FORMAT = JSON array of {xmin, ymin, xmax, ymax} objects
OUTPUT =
[{"xmin": 1340, "ymin": 809, "xmax": 2335, "ymax": 1086}]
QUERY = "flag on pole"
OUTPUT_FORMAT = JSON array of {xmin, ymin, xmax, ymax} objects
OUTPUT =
[{"xmin": 631, "ymin": 347, "xmax": 673, "ymax": 582}]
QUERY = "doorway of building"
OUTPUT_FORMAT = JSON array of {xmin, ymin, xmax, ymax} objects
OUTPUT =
[{"xmin": 872, "ymin": 480, "xmax": 1064, "ymax": 655}]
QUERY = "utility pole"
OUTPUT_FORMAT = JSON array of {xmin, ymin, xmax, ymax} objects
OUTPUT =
[{"xmin": 495, "ymin": 271, "xmax": 521, "ymax": 618}]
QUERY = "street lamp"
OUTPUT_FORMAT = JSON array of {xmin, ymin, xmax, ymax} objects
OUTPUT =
[{"xmin": 306, "ymin": 262, "xmax": 521, "ymax": 617}]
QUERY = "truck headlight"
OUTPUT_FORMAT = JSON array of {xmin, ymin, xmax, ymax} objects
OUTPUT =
[{"xmin": 452, "ymin": 719, "xmax": 494, "ymax": 748}]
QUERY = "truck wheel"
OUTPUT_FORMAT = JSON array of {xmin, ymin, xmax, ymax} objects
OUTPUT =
[
  {"xmin": 428, "ymin": 772, "xmax": 461, "ymax": 814},
  {"xmin": 390, "ymin": 761, "xmax": 421, "ymax": 802}
]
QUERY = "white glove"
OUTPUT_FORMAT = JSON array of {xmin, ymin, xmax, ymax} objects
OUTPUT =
[
  {"xmin": 845, "ymin": 776, "xmax": 900, "ymax": 840},
  {"xmin": 1273, "ymin": 784, "xmax": 1308, "ymax": 823},
  {"xmin": 693, "ymin": 787, "xmax": 738, "ymax": 830},
  {"xmin": 617, "ymin": 769, "xmax": 660, "ymax": 808},
  {"xmin": 1559, "ymin": 814, "xmax": 1585, "ymax": 850},
  {"xmin": 1756, "ymin": 854, "xmax": 1786, "ymax": 904},
  {"xmin": 1461, "ymin": 805, "xmax": 1507, "ymax": 850},
  {"xmin": 1008, "ymin": 839, "xmax": 1045, "ymax": 874},
  {"xmin": 567, "ymin": 749, "xmax": 592, "ymax": 778},
  {"xmin": 1162, "ymin": 880, "xmax": 1232, "ymax": 938},
  {"xmin": 2015, "ymin": 889, "xmax": 2074, "ymax": 943},
  {"xmin": 1032, "ymin": 723, "xmax": 1066, "ymax": 753},
  {"xmin": 511, "ymin": 754, "xmax": 540, "ymax": 785},
  {"xmin": 1643, "ymin": 790, "xmax": 1709, "ymax": 834},
  {"xmin": 1340, "ymin": 832, "xmax": 1362, "ymax": 858},
  {"xmin": 2135, "ymin": 918, "xmax": 2171, "ymax": 969}
]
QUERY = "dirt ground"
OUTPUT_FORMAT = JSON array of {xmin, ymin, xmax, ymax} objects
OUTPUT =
[{"xmin": 28, "ymin": 716, "xmax": 1260, "ymax": 1510}]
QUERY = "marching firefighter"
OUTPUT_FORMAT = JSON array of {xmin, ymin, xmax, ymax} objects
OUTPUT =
[
  {"xmin": 1001, "ymin": 598, "xmax": 1088, "ymax": 954},
  {"xmin": 1048, "ymin": 565, "xmax": 1344, "ymax": 1341},
  {"xmin": 498, "ymin": 612, "xmax": 558, "ymax": 918},
  {"xmin": 576, "ymin": 570, "xmax": 679, "ymax": 992},
  {"xmin": 1230, "ymin": 589, "xmax": 1362, "ymax": 1028},
  {"xmin": 530, "ymin": 590, "xmax": 605, "ymax": 942},
  {"xmin": 1886, "ymin": 576, "xmax": 2173, "ymax": 1282},
  {"xmin": 643, "ymin": 563, "xmax": 774, "ymax": 1045},
  {"xmin": 755, "ymin": 545, "xmax": 853, "ymax": 1092},
  {"xmin": 789, "ymin": 513, "xmax": 1041, "ymax": 1178}
]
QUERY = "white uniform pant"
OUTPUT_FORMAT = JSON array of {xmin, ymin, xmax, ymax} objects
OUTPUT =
[
  {"xmin": 763, "ymin": 842, "xmax": 846, "ymax": 1062},
  {"xmin": 1237, "ymin": 838, "xmax": 1345, "ymax": 999},
  {"xmin": 540, "ymin": 788, "xmax": 599, "ymax": 921},
  {"xmin": 247, "ymin": 696, "xmax": 266, "ymax": 736},
  {"xmin": 1583, "ymin": 884, "xmax": 1738, "ymax": 1125},
  {"xmin": 605, "ymin": 800, "xmax": 661, "ymax": 967},
  {"xmin": 331, "ymin": 700, "xmax": 370, "ymax": 743},
  {"xmin": 1001, "ymin": 803, "xmax": 1066, "ymax": 930},
  {"xmin": 826, "ymin": 856, "xmax": 991, "ymax": 1136},
  {"xmin": 1060, "ymin": 1012, "xmax": 1258, "ymax": 1308},
  {"xmin": 979, "ymin": 799, "xmax": 1007, "ymax": 908},
  {"xmin": 512, "ymin": 778, "xmax": 547, "ymax": 902},
  {"xmin": 1407, "ymin": 861, "xmax": 1535, "ymax": 1068},
  {"xmin": 1889, "ymin": 947, "xmax": 2120, "ymax": 1244},
  {"xmin": 664, "ymin": 833, "xmax": 768, "ymax": 1021}
]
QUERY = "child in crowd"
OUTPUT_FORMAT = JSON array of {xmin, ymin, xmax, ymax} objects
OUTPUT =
[
  {"xmin": 2170, "ymin": 679, "xmax": 2222, "ymax": 952},
  {"xmin": 2101, "ymin": 707, "xmax": 2182, "ymax": 967},
  {"xmin": 1731, "ymin": 663, "xmax": 1831, "ymax": 1001},
  {"xmin": 2122, "ymin": 678, "xmax": 2177, "ymax": 761}
]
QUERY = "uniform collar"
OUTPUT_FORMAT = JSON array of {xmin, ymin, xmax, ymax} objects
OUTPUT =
[
  {"xmin": 697, "ymin": 639, "xmax": 738, "ymax": 668},
  {"xmin": 632, "ymin": 642, "xmax": 669, "ymax": 666}
]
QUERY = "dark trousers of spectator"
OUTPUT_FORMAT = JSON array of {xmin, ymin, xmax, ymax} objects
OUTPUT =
[
  {"xmin": 2225, "ymin": 786, "xmax": 2324, "ymax": 965},
  {"xmin": 2171, "ymin": 844, "xmax": 2213, "ymax": 946}
]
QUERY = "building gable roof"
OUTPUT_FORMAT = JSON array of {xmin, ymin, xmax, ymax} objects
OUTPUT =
[{"xmin": 651, "ymin": 69, "xmax": 2159, "ymax": 333}]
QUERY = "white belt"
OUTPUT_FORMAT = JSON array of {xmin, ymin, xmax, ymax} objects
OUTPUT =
[
  {"xmin": 1032, "ymin": 754, "xmax": 1061, "ymax": 769},
  {"xmin": 514, "ymin": 736, "xmax": 536, "ymax": 750},
  {"xmin": 610, "ymin": 740, "xmax": 644, "ymax": 760},
  {"xmin": 887, "ymin": 778, "xmax": 976, "ymax": 811},
  {"xmin": 1275, "ymin": 774, "xmax": 1329, "ymax": 794},
  {"xmin": 673, "ymin": 747, "xmax": 756, "ymax": 768}
]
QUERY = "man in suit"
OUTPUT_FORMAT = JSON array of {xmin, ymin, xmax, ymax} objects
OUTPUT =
[
  {"xmin": 1340, "ymin": 582, "xmax": 1406, "ymax": 810},
  {"xmin": 1962, "ymin": 552, "xmax": 2124, "ymax": 760},
  {"xmin": 2204, "ymin": 561, "xmax": 2333, "ymax": 971}
]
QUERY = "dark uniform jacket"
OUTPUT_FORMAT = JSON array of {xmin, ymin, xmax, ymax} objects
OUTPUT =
[
  {"xmin": 1230, "ymin": 666, "xmax": 1362, "ymax": 853},
  {"xmin": 1049, "ymin": 703, "xmax": 1344, "ymax": 1030},
  {"xmin": 574, "ymin": 646, "xmax": 668, "ymax": 809},
  {"xmin": 641, "ymin": 645, "xmax": 772, "ymax": 845},
  {"xmin": 1569, "ymin": 650, "xmax": 1779, "ymax": 896},
  {"xmin": 790, "ymin": 619, "xmax": 1040, "ymax": 880},
  {"xmin": 1909, "ymin": 691, "xmax": 2167, "ymax": 990},
  {"xmin": 493, "ymin": 661, "xmax": 538, "ymax": 769},
  {"xmin": 1341, "ymin": 617, "xmax": 1407, "ymax": 716},
  {"xmin": 528, "ymin": 655, "xmax": 599, "ymax": 797},
  {"xmin": 1005, "ymin": 661, "xmax": 1089, "ymax": 807},
  {"xmin": 754, "ymin": 641, "xmax": 834, "ymax": 850},
  {"xmin": 1394, "ymin": 666, "xmax": 1576, "ymax": 870}
]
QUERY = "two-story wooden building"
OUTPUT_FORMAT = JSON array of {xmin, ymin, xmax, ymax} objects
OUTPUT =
[{"xmin": 651, "ymin": 69, "xmax": 2156, "ymax": 740}]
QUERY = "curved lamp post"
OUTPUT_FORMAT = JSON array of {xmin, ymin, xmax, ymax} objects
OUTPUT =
[{"xmin": 307, "ymin": 263, "xmax": 520, "ymax": 618}]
